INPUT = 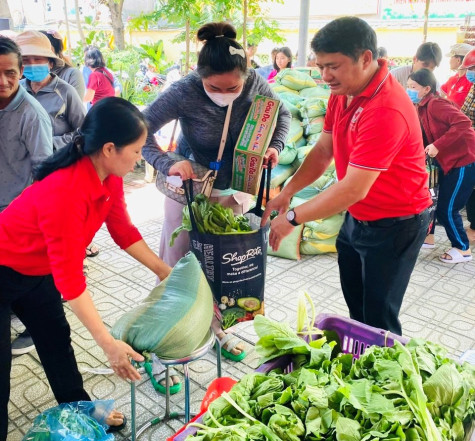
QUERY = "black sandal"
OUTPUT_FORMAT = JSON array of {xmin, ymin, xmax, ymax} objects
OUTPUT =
[{"xmin": 106, "ymin": 415, "xmax": 127, "ymax": 433}]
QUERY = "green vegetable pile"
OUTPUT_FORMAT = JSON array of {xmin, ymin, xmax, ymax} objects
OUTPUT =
[
  {"xmin": 170, "ymin": 194, "xmax": 255, "ymax": 245},
  {"xmin": 186, "ymin": 313, "xmax": 475, "ymax": 441}
]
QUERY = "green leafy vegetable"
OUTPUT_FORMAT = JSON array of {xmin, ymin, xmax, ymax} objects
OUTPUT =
[
  {"xmin": 185, "ymin": 314, "xmax": 475, "ymax": 441},
  {"xmin": 170, "ymin": 194, "xmax": 255, "ymax": 245}
]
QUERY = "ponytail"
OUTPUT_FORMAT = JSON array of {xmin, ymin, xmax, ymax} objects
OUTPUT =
[
  {"xmin": 33, "ymin": 131, "xmax": 84, "ymax": 181},
  {"xmin": 33, "ymin": 97, "xmax": 147, "ymax": 181}
]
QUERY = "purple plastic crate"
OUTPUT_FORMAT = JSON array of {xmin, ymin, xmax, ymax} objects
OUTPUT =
[
  {"xmin": 172, "ymin": 314, "xmax": 407, "ymax": 440},
  {"xmin": 314, "ymin": 313, "xmax": 408, "ymax": 358}
]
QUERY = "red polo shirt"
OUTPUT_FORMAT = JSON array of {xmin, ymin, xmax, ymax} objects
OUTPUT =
[
  {"xmin": 323, "ymin": 60, "xmax": 431, "ymax": 221},
  {"xmin": 441, "ymin": 73, "xmax": 472, "ymax": 108},
  {"xmin": 0, "ymin": 157, "xmax": 142, "ymax": 300}
]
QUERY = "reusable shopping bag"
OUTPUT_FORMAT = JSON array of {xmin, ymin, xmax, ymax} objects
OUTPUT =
[{"xmin": 186, "ymin": 167, "xmax": 271, "ymax": 329}]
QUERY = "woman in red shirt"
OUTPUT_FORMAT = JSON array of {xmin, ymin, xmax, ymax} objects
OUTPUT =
[
  {"xmin": 83, "ymin": 47, "xmax": 116, "ymax": 106},
  {"xmin": 0, "ymin": 97, "xmax": 171, "ymax": 437},
  {"xmin": 407, "ymin": 69, "xmax": 475, "ymax": 263}
]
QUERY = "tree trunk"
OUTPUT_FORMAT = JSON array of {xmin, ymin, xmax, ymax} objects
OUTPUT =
[
  {"xmin": 185, "ymin": 18, "xmax": 190, "ymax": 74},
  {"xmin": 107, "ymin": 0, "xmax": 125, "ymax": 50},
  {"xmin": 243, "ymin": 0, "xmax": 247, "ymax": 49},
  {"xmin": 74, "ymin": 0, "xmax": 86, "ymax": 47},
  {"xmin": 422, "ymin": 0, "xmax": 430, "ymax": 43}
]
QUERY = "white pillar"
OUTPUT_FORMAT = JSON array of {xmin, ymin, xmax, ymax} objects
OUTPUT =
[{"xmin": 296, "ymin": 0, "xmax": 310, "ymax": 67}]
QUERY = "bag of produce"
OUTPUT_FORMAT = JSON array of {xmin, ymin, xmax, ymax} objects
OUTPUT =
[
  {"xmin": 287, "ymin": 118, "xmax": 304, "ymax": 145},
  {"xmin": 305, "ymin": 115, "xmax": 324, "ymax": 136},
  {"xmin": 306, "ymin": 132, "xmax": 322, "ymax": 146},
  {"xmin": 276, "ymin": 68, "xmax": 316, "ymax": 91},
  {"xmin": 111, "ymin": 252, "xmax": 214, "ymax": 359},
  {"xmin": 299, "ymin": 96, "xmax": 328, "ymax": 119},
  {"xmin": 302, "ymin": 212, "xmax": 345, "ymax": 240},
  {"xmin": 299, "ymin": 85, "xmax": 331, "ymax": 99},
  {"xmin": 278, "ymin": 143, "xmax": 298, "ymax": 165},
  {"xmin": 278, "ymin": 92, "xmax": 305, "ymax": 106},
  {"xmin": 270, "ymin": 83, "xmax": 299, "ymax": 95},
  {"xmin": 268, "ymin": 223, "xmax": 304, "ymax": 260},
  {"xmin": 23, "ymin": 401, "xmax": 114, "ymax": 441},
  {"xmin": 270, "ymin": 163, "xmax": 298, "ymax": 189},
  {"xmin": 280, "ymin": 97, "xmax": 300, "ymax": 118}
]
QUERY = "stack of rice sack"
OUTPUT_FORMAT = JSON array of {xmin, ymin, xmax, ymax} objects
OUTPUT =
[{"xmin": 268, "ymin": 69, "xmax": 344, "ymax": 259}]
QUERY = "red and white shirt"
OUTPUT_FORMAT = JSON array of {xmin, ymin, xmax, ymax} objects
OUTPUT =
[
  {"xmin": 323, "ymin": 60, "xmax": 432, "ymax": 221},
  {"xmin": 441, "ymin": 73, "xmax": 472, "ymax": 108},
  {"xmin": 0, "ymin": 157, "xmax": 142, "ymax": 299}
]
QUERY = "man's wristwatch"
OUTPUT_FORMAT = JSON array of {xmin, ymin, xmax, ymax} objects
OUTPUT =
[{"xmin": 286, "ymin": 209, "xmax": 300, "ymax": 226}]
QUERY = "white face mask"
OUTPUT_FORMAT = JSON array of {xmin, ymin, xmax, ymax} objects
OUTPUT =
[{"xmin": 204, "ymin": 89, "xmax": 242, "ymax": 107}]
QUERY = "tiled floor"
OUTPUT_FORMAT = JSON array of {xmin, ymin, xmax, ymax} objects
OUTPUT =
[{"xmin": 8, "ymin": 167, "xmax": 475, "ymax": 440}]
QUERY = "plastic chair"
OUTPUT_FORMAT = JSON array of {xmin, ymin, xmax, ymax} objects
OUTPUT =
[{"xmin": 130, "ymin": 330, "xmax": 221, "ymax": 440}]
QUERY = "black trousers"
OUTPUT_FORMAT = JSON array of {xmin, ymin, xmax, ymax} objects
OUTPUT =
[
  {"xmin": 0, "ymin": 266, "xmax": 90, "ymax": 441},
  {"xmin": 336, "ymin": 210, "xmax": 430, "ymax": 335},
  {"xmin": 466, "ymin": 189, "xmax": 475, "ymax": 230}
]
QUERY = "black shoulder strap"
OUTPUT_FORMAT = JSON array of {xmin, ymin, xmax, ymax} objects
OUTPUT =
[{"xmin": 98, "ymin": 68, "xmax": 114, "ymax": 87}]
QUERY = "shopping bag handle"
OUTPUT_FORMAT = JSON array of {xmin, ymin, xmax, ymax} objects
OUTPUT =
[
  {"xmin": 184, "ymin": 179, "xmax": 199, "ymax": 233},
  {"xmin": 426, "ymin": 155, "xmax": 438, "ymax": 189},
  {"xmin": 250, "ymin": 162, "xmax": 272, "ymax": 218}
]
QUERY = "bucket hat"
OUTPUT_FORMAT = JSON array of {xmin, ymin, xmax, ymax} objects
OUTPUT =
[
  {"xmin": 15, "ymin": 30, "xmax": 64, "ymax": 67},
  {"xmin": 445, "ymin": 43, "xmax": 473, "ymax": 58}
]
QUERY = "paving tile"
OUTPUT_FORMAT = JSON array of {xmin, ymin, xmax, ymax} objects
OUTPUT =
[{"xmin": 8, "ymin": 168, "xmax": 475, "ymax": 440}]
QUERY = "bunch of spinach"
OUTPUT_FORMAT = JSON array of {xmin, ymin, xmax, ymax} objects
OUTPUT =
[
  {"xmin": 170, "ymin": 194, "xmax": 254, "ymax": 245},
  {"xmin": 186, "ymin": 314, "xmax": 474, "ymax": 441}
]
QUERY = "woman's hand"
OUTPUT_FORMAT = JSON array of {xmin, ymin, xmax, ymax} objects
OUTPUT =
[
  {"xmin": 102, "ymin": 338, "xmax": 144, "ymax": 381},
  {"xmin": 425, "ymin": 144, "xmax": 439, "ymax": 158},
  {"xmin": 68, "ymin": 290, "xmax": 144, "ymax": 381},
  {"xmin": 263, "ymin": 147, "xmax": 279, "ymax": 169},
  {"xmin": 168, "ymin": 160, "xmax": 196, "ymax": 180}
]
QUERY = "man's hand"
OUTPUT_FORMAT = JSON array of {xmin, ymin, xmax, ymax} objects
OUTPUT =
[
  {"xmin": 263, "ymin": 147, "xmax": 279, "ymax": 169},
  {"xmin": 168, "ymin": 160, "xmax": 196, "ymax": 180},
  {"xmin": 425, "ymin": 144, "xmax": 439, "ymax": 158},
  {"xmin": 269, "ymin": 213, "xmax": 295, "ymax": 251},
  {"xmin": 261, "ymin": 192, "xmax": 291, "ymax": 227}
]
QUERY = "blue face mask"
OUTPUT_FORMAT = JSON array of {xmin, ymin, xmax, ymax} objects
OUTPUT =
[
  {"xmin": 406, "ymin": 88, "xmax": 421, "ymax": 104},
  {"xmin": 23, "ymin": 64, "xmax": 50, "ymax": 82},
  {"xmin": 466, "ymin": 70, "xmax": 475, "ymax": 84}
]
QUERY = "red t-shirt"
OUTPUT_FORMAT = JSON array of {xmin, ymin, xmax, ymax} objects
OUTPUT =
[
  {"xmin": 441, "ymin": 73, "xmax": 472, "ymax": 108},
  {"xmin": 323, "ymin": 60, "xmax": 432, "ymax": 221},
  {"xmin": 87, "ymin": 68, "xmax": 115, "ymax": 105},
  {"xmin": 0, "ymin": 157, "xmax": 142, "ymax": 299}
]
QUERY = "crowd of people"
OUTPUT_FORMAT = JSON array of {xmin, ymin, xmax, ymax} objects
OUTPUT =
[{"xmin": 0, "ymin": 17, "xmax": 474, "ymax": 438}]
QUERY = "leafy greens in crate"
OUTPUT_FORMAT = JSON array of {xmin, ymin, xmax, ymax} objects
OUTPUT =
[{"xmin": 185, "ymin": 296, "xmax": 475, "ymax": 441}]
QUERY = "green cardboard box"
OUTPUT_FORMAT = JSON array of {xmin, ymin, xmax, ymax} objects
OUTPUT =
[{"xmin": 232, "ymin": 95, "xmax": 280, "ymax": 195}]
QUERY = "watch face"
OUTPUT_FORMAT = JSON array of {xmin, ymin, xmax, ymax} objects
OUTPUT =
[{"xmin": 286, "ymin": 210, "xmax": 295, "ymax": 221}]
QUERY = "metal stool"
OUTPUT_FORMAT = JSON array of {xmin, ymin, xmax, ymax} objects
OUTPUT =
[{"xmin": 130, "ymin": 330, "xmax": 221, "ymax": 440}]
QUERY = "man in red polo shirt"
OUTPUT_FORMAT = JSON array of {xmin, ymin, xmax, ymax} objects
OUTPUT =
[
  {"xmin": 440, "ymin": 43, "xmax": 473, "ymax": 108},
  {"xmin": 262, "ymin": 17, "xmax": 431, "ymax": 335}
]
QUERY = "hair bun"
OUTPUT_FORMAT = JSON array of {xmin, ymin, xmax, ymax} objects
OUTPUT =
[{"xmin": 197, "ymin": 22, "xmax": 237, "ymax": 42}]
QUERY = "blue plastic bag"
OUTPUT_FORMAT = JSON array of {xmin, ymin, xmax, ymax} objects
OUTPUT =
[{"xmin": 22, "ymin": 400, "xmax": 115, "ymax": 441}]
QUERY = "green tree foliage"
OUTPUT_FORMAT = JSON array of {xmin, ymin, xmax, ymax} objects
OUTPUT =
[{"xmin": 128, "ymin": 0, "xmax": 285, "ymax": 73}]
